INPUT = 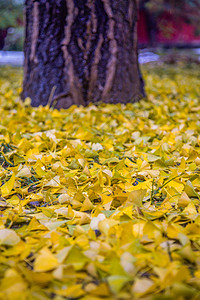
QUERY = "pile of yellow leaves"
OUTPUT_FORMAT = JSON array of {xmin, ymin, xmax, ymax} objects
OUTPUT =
[{"xmin": 0, "ymin": 64, "xmax": 200, "ymax": 300}]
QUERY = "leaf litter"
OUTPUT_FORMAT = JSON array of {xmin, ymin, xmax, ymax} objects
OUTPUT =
[{"xmin": 0, "ymin": 64, "xmax": 200, "ymax": 299}]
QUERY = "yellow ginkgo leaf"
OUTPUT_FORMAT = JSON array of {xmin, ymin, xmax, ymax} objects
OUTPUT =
[
  {"xmin": 132, "ymin": 278, "xmax": 154, "ymax": 295},
  {"xmin": 98, "ymin": 219, "xmax": 118, "ymax": 235},
  {"xmin": 0, "ymin": 229, "xmax": 20, "ymax": 246},
  {"xmin": 127, "ymin": 189, "xmax": 147, "ymax": 206},
  {"xmin": 34, "ymin": 248, "xmax": 59, "ymax": 272},
  {"xmin": 16, "ymin": 165, "xmax": 32, "ymax": 177},
  {"xmin": 56, "ymin": 284, "xmax": 85, "ymax": 298},
  {"xmin": 1, "ymin": 173, "xmax": 15, "ymax": 196},
  {"xmin": 178, "ymin": 192, "xmax": 191, "ymax": 207},
  {"xmin": 107, "ymin": 275, "xmax": 130, "ymax": 294},
  {"xmin": 184, "ymin": 180, "xmax": 199, "ymax": 198}
]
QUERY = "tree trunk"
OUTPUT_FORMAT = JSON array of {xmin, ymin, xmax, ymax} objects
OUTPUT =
[{"xmin": 22, "ymin": 0, "xmax": 145, "ymax": 109}]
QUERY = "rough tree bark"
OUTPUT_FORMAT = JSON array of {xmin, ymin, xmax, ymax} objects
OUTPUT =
[{"xmin": 22, "ymin": 0, "xmax": 145, "ymax": 108}]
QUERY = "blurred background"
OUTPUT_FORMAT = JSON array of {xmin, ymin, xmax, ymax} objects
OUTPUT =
[
  {"xmin": 0, "ymin": 0, "xmax": 200, "ymax": 65},
  {"xmin": 139, "ymin": 0, "xmax": 200, "ymax": 48},
  {"xmin": 0, "ymin": 0, "xmax": 23, "ymax": 51}
]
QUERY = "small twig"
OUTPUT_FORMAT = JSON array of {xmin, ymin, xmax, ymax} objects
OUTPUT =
[
  {"xmin": 136, "ymin": 206, "xmax": 144, "ymax": 217},
  {"xmin": 159, "ymin": 173, "xmax": 183, "ymax": 190},
  {"xmin": 47, "ymin": 85, "xmax": 57, "ymax": 107},
  {"xmin": 167, "ymin": 241, "xmax": 173, "ymax": 262},
  {"xmin": 150, "ymin": 179, "xmax": 155, "ymax": 202}
]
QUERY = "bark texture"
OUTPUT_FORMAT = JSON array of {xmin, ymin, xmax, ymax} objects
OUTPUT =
[{"xmin": 22, "ymin": 0, "xmax": 144, "ymax": 108}]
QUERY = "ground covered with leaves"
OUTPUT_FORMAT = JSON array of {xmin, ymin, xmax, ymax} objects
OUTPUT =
[{"xmin": 0, "ymin": 64, "xmax": 200, "ymax": 300}]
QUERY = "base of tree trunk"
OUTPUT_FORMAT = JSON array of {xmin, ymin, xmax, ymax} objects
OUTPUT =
[{"xmin": 22, "ymin": 0, "xmax": 145, "ymax": 108}]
